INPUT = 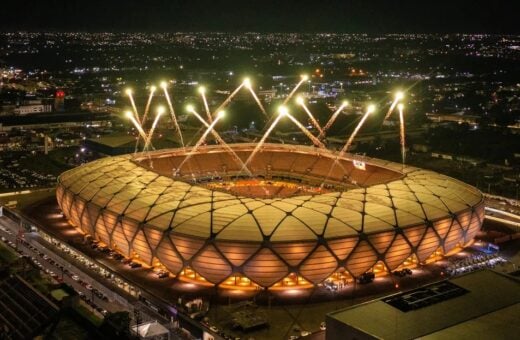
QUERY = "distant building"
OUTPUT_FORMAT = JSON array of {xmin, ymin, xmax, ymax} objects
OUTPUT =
[
  {"xmin": 84, "ymin": 135, "xmax": 139, "ymax": 156},
  {"xmin": 426, "ymin": 112, "xmax": 479, "ymax": 125},
  {"xmin": 14, "ymin": 104, "xmax": 53, "ymax": 115},
  {"xmin": 54, "ymin": 89, "xmax": 65, "ymax": 112},
  {"xmin": 326, "ymin": 270, "xmax": 520, "ymax": 340}
]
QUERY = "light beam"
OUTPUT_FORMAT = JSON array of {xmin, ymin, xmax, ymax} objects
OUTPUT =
[
  {"xmin": 143, "ymin": 106, "xmax": 164, "ymax": 152},
  {"xmin": 198, "ymin": 86, "xmax": 213, "ymax": 123},
  {"xmin": 142, "ymin": 85, "xmax": 156, "ymax": 125},
  {"xmin": 339, "ymin": 104, "xmax": 376, "ymax": 157},
  {"xmin": 125, "ymin": 111, "xmax": 147, "ymax": 142},
  {"xmin": 282, "ymin": 75, "xmax": 308, "ymax": 105},
  {"xmin": 384, "ymin": 91, "xmax": 404, "ymax": 120},
  {"xmin": 296, "ymin": 96, "xmax": 324, "ymax": 135},
  {"xmin": 242, "ymin": 106, "xmax": 287, "ymax": 171},
  {"xmin": 398, "ymin": 103, "xmax": 406, "ymax": 166},
  {"xmin": 318, "ymin": 101, "xmax": 349, "ymax": 140},
  {"xmin": 244, "ymin": 78, "xmax": 268, "ymax": 117},
  {"xmin": 285, "ymin": 112, "xmax": 325, "ymax": 148},
  {"xmin": 126, "ymin": 88, "xmax": 140, "ymax": 124},
  {"xmin": 188, "ymin": 107, "xmax": 252, "ymax": 175},
  {"xmin": 213, "ymin": 83, "xmax": 245, "ymax": 117},
  {"xmin": 161, "ymin": 82, "xmax": 184, "ymax": 147},
  {"xmin": 176, "ymin": 111, "xmax": 225, "ymax": 173}
]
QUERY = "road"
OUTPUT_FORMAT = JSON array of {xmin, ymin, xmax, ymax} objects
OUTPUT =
[{"xmin": 0, "ymin": 215, "xmax": 167, "ymax": 327}]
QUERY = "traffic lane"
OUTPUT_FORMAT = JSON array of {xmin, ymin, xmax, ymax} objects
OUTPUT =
[
  {"xmin": 17, "ymin": 236, "xmax": 124, "ymax": 314},
  {"xmin": 11, "ymin": 237, "xmax": 113, "ymax": 316},
  {"xmin": 0, "ymin": 219, "xmax": 160, "ymax": 323},
  {"xmin": 0, "ymin": 221, "xmax": 118, "ymax": 316}
]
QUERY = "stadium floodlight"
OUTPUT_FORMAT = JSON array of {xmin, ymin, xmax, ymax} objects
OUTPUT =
[{"xmin": 278, "ymin": 106, "xmax": 289, "ymax": 116}]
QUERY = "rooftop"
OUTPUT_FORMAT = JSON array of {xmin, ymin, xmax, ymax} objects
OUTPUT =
[{"xmin": 327, "ymin": 270, "xmax": 520, "ymax": 340}]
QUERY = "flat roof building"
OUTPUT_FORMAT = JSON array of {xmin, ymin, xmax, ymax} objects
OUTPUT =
[{"xmin": 326, "ymin": 269, "xmax": 520, "ymax": 340}]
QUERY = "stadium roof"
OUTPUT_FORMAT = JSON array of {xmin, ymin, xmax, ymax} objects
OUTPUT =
[
  {"xmin": 327, "ymin": 270, "xmax": 520, "ymax": 340},
  {"xmin": 58, "ymin": 143, "xmax": 483, "ymax": 242}
]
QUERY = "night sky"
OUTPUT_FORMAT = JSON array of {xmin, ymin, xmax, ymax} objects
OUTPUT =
[{"xmin": 2, "ymin": 0, "xmax": 518, "ymax": 33}]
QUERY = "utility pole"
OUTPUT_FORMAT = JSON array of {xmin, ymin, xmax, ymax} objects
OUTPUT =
[{"xmin": 134, "ymin": 308, "xmax": 141, "ymax": 339}]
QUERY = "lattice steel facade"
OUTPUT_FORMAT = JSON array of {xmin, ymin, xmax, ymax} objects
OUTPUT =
[{"xmin": 56, "ymin": 143, "xmax": 484, "ymax": 288}]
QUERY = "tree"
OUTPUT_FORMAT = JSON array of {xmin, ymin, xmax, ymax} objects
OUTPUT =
[{"xmin": 99, "ymin": 311, "xmax": 132, "ymax": 339}]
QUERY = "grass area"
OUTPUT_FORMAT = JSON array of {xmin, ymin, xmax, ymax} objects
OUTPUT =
[
  {"xmin": 0, "ymin": 241, "xmax": 18, "ymax": 265},
  {"xmin": 46, "ymin": 315, "xmax": 90, "ymax": 340},
  {"xmin": 51, "ymin": 289, "xmax": 70, "ymax": 302},
  {"xmin": 74, "ymin": 302, "xmax": 103, "ymax": 327},
  {"xmin": 24, "ymin": 268, "xmax": 53, "ymax": 295}
]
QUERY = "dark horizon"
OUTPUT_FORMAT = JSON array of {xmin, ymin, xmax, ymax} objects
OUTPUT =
[{"xmin": 1, "ymin": 0, "xmax": 518, "ymax": 34}]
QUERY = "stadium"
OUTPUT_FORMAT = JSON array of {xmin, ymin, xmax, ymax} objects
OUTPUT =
[{"xmin": 56, "ymin": 142, "xmax": 484, "ymax": 290}]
